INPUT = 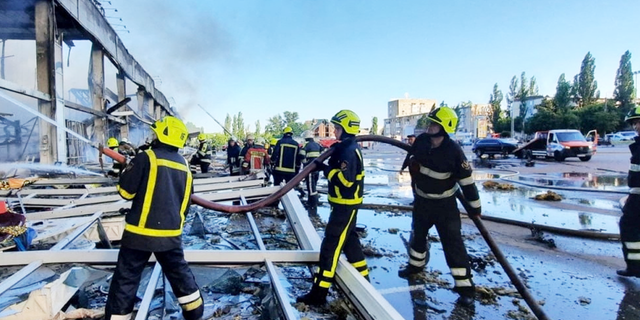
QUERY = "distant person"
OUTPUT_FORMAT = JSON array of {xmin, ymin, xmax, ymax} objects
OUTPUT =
[
  {"xmin": 618, "ymin": 107, "xmax": 640, "ymax": 278},
  {"xmin": 105, "ymin": 116, "xmax": 203, "ymax": 320},
  {"xmin": 189, "ymin": 133, "xmax": 213, "ymax": 173},
  {"xmin": 297, "ymin": 110, "xmax": 368, "ymax": 306},
  {"xmin": 398, "ymin": 106, "xmax": 481, "ymax": 307},
  {"xmin": 239, "ymin": 134, "xmax": 255, "ymax": 175},
  {"xmin": 400, "ymin": 134, "xmax": 416, "ymax": 173},
  {"xmin": 300, "ymin": 131, "xmax": 323, "ymax": 210},
  {"xmin": 226, "ymin": 137, "xmax": 242, "ymax": 176},
  {"xmin": 101, "ymin": 137, "xmax": 125, "ymax": 178},
  {"xmin": 271, "ymin": 127, "xmax": 302, "ymax": 186},
  {"xmin": 242, "ymin": 137, "xmax": 270, "ymax": 173}
]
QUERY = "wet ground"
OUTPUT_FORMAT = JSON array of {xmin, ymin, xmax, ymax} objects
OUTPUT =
[{"xmin": 1, "ymin": 144, "xmax": 638, "ymax": 319}]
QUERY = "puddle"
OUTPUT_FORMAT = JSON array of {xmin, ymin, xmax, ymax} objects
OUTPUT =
[{"xmin": 513, "ymin": 172, "xmax": 628, "ymax": 191}]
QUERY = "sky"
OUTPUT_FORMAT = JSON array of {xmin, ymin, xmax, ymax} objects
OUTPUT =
[{"xmin": 106, "ymin": 0, "xmax": 640, "ymax": 134}]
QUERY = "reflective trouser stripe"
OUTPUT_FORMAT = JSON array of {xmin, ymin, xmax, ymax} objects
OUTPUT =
[
  {"xmin": 451, "ymin": 268, "xmax": 467, "ymax": 276},
  {"xmin": 352, "ymin": 260, "xmax": 367, "ymax": 268},
  {"xmin": 110, "ymin": 314, "xmax": 132, "ymax": 320},
  {"xmin": 178, "ymin": 291, "xmax": 200, "ymax": 304},
  {"xmin": 409, "ymin": 258, "xmax": 426, "ymax": 267},
  {"xmin": 627, "ymin": 253, "xmax": 640, "ymax": 260},
  {"xmin": 319, "ymin": 280, "xmax": 332, "ymax": 288},
  {"xmin": 630, "ymin": 163, "xmax": 640, "ymax": 172},
  {"xmin": 409, "ymin": 248, "xmax": 427, "ymax": 259},
  {"xmin": 455, "ymin": 279, "xmax": 473, "ymax": 287},
  {"xmin": 178, "ymin": 290, "xmax": 203, "ymax": 311},
  {"xmin": 409, "ymin": 248, "xmax": 427, "ymax": 267},
  {"xmin": 625, "ymin": 242, "xmax": 640, "ymax": 250},
  {"xmin": 631, "ymin": 188, "xmax": 640, "ymax": 195}
]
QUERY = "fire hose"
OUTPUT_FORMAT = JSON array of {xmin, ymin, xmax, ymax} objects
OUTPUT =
[{"xmin": 100, "ymin": 135, "xmax": 550, "ymax": 320}]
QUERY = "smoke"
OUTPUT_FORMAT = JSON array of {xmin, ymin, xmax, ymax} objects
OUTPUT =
[{"xmin": 124, "ymin": 1, "xmax": 235, "ymax": 119}]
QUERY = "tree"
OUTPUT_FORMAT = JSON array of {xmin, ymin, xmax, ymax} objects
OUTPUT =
[
  {"xmin": 575, "ymin": 103, "xmax": 620, "ymax": 134},
  {"xmin": 236, "ymin": 112, "xmax": 246, "ymax": 139},
  {"xmin": 232, "ymin": 114, "xmax": 238, "ymax": 137},
  {"xmin": 440, "ymin": 101, "xmax": 448, "ymax": 108},
  {"xmin": 416, "ymin": 114, "xmax": 429, "ymax": 130},
  {"xmin": 283, "ymin": 111, "xmax": 299, "ymax": 126},
  {"xmin": 614, "ymin": 50, "xmax": 635, "ymax": 115},
  {"xmin": 518, "ymin": 72, "xmax": 529, "ymax": 134},
  {"xmin": 265, "ymin": 114, "xmax": 285, "ymax": 137},
  {"xmin": 528, "ymin": 76, "xmax": 539, "ymax": 96},
  {"xmin": 371, "ymin": 117, "xmax": 379, "ymax": 135},
  {"xmin": 506, "ymin": 75, "xmax": 519, "ymax": 122},
  {"xmin": 254, "ymin": 120, "xmax": 261, "ymax": 137},
  {"xmin": 488, "ymin": 83, "xmax": 503, "ymax": 132},
  {"xmin": 553, "ymin": 73, "xmax": 572, "ymax": 113},
  {"xmin": 224, "ymin": 114, "xmax": 232, "ymax": 138},
  {"xmin": 576, "ymin": 52, "xmax": 598, "ymax": 106}
]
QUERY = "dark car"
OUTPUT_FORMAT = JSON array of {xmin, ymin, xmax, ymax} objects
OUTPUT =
[{"xmin": 472, "ymin": 138, "xmax": 517, "ymax": 158}]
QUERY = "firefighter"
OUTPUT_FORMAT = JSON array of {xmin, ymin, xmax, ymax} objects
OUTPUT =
[
  {"xmin": 226, "ymin": 137, "xmax": 242, "ymax": 176},
  {"xmin": 190, "ymin": 133, "xmax": 212, "ymax": 174},
  {"xmin": 239, "ymin": 134, "xmax": 255, "ymax": 175},
  {"xmin": 243, "ymin": 137, "xmax": 270, "ymax": 173},
  {"xmin": 297, "ymin": 110, "xmax": 368, "ymax": 306},
  {"xmin": 102, "ymin": 137, "xmax": 125, "ymax": 178},
  {"xmin": 267, "ymin": 138, "xmax": 278, "ymax": 157},
  {"xmin": 398, "ymin": 106, "xmax": 481, "ymax": 307},
  {"xmin": 400, "ymin": 134, "xmax": 416, "ymax": 172},
  {"xmin": 271, "ymin": 127, "xmax": 302, "ymax": 186},
  {"xmin": 299, "ymin": 131, "xmax": 323, "ymax": 209},
  {"xmin": 618, "ymin": 107, "xmax": 640, "ymax": 278},
  {"xmin": 105, "ymin": 116, "xmax": 203, "ymax": 320}
]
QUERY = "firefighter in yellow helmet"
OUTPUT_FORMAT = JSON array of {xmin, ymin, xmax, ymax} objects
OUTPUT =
[
  {"xmin": 299, "ymin": 131, "xmax": 323, "ymax": 212},
  {"xmin": 189, "ymin": 133, "xmax": 213, "ymax": 174},
  {"xmin": 105, "ymin": 116, "xmax": 203, "ymax": 320},
  {"xmin": 618, "ymin": 106, "xmax": 640, "ymax": 278},
  {"xmin": 398, "ymin": 106, "xmax": 481, "ymax": 307},
  {"xmin": 271, "ymin": 126, "xmax": 302, "ymax": 187},
  {"xmin": 297, "ymin": 110, "xmax": 368, "ymax": 306},
  {"xmin": 101, "ymin": 137, "xmax": 126, "ymax": 178}
]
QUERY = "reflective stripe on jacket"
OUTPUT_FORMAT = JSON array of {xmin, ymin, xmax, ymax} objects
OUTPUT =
[{"xmin": 325, "ymin": 137, "xmax": 365, "ymax": 205}]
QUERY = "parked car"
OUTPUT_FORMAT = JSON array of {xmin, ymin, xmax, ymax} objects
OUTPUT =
[
  {"xmin": 609, "ymin": 133, "xmax": 631, "ymax": 142},
  {"xmin": 617, "ymin": 131, "xmax": 638, "ymax": 141},
  {"xmin": 472, "ymin": 138, "xmax": 518, "ymax": 158}
]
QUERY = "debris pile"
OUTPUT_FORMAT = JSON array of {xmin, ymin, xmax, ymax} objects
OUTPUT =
[
  {"xmin": 482, "ymin": 180, "xmax": 517, "ymax": 190},
  {"xmin": 533, "ymin": 190, "xmax": 562, "ymax": 201}
]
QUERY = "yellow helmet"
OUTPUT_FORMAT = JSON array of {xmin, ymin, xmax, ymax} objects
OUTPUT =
[
  {"xmin": 198, "ymin": 133, "xmax": 206, "ymax": 141},
  {"xmin": 625, "ymin": 106, "xmax": 640, "ymax": 123},
  {"xmin": 150, "ymin": 116, "xmax": 188, "ymax": 148},
  {"xmin": 427, "ymin": 106, "xmax": 458, "ymax": 134},
  {"xmin": 270, "ymin": 138, "xmax": 278, "ymax": 145},
  {"xmin": 331, "ymin": 109, "xmax": 360, "ymax": 135},
  {"xmin": 107, "ymin": 137, "xmax": 119, "ymax": 148},
  {"xmin": 283, "ymin": 126, "xmax": 293, "ymax": 134}
]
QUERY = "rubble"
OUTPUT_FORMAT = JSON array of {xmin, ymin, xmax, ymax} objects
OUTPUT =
[
  {"xmin": 482, "ymin": 180, "xmax": 517, "ymax": 190},
  {"xmin": 532, "ymin": 190, "xmax": 563, "ymax": 201}
]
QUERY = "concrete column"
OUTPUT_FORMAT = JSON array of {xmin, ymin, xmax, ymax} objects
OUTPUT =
[
  {"xmin": 136, "ymin": 86, "xmax": 145, "ymax": 117},
  {"xmin": 116, "ymin": 68, "xmax": 128, "ymax": 139},
  {"xmin": 35, "ymin": 0, "xmax": 56, "ymax": 163},
  {"xmin": 54, "ymin": 39, "xmax": 67, "ymax": 163},
  {"xmin": 154, "ymin": 103, "xmax": 162, "ymax": 120},
  {"xmin": 90, "ymin": 43, "xmax": 105, "ymax": 146}
]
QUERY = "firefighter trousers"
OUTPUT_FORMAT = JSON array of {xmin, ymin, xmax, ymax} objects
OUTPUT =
[
  {"xmin": 190, "ymin": 157, "xmax": 210, "ymax": 174},
  {"xmin": 273, "ymin": 172, "xmax": 295, "ymax": 186},
  {"xmin": 620, "ymin": 208, "xmax": 640, "ymax": 272},
  {"xmin": 105, "ymin": 246, "xmax": 203, "ymax": 320},
  {"xmin": 313, "ymin": 204, "xmax": 369, "ymax": 289},
  {"xmin": 408, "ymin": 196, "xmax": 474, "ymax": 296},
  {"xmin": 305, "ymin": 171, "xmax": 319, "ymax": 207}
]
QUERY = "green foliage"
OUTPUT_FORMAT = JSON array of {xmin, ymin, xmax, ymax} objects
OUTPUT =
[
  {"xmin": 204, "ymin": 132, "xmax": 228, "ymax": 149},
  {"xmin": 371, "ymin": 117, "xmax": 379, "ymax": 135},
  {"xmin": 554, "ymin": 73, "xmax": 572, "ymax": 113},
  {"xmin": 231, "ymin": 114, "xmax": 238, "ymax": 137},
  {"xmin": 283, "ymin": 111, "xmax": 299, "ymax": 125},
  {"xmin": 529, "ymin": 76, "xmax": 539, "ymax": 96},
  {"xmin": 254, "ymin": 120, "xmax": 261, "ymax": 136},
  {"xmin": 440, "ymin": 101, "xmax": 447, "ymax": 107},
  {"xmin": 224, "ymin": 114, "xmax": 232, "ymax": 138},
  {"xmin": 614, "ymin": 50, "xmax": 636, "ymax": 115},
  {"xmin": 575, "ymin": 103, "xmax": 620, "ymax": 134},
  {"xmin": 576, "ymin": 52, "xmax": 599, "ymax": 106},
  {"xmin": 236, "ymin": 112, "xmax": 245, "ymax": 139},
  {"xmin": 265, "ymin": 114, "xmax": 285, "ymax": 136},
  {"xmin": 494, "ymin": 117, "xmax": 512, "ymax": 134},
  {"xmin": 507, "ymin": 76, "xmax": 518, "ymax": 111},
  {"xmin": 488, "ymin": 83, "xmax": 503, "ymax": 131}
]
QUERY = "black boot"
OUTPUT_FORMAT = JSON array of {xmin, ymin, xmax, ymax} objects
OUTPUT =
[
  {"xmin": 398, "ymin": 265, "xmax": 423, "ymax": 278},
  {"xmin": 617, "ymin": 269, "xmax": 640, "ymax": 278},
  {"xmin": 457, "ymin": 294, "xmax": 475, "ymax": 307},
  {"xmin": 296, "ymin": 285, "xmax": 328, "ymax": 306}
]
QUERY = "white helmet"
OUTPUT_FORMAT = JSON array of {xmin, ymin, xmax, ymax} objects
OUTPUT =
[
  {"xmin": 303, "ymin": 131, "xmax": 314, "ymax": 139},
  {"xmin": 256, "ymin": 137, "xmax": 266, "ymax": 145}
]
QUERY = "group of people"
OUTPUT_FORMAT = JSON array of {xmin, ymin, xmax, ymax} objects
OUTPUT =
[{"xmin": 103, "ymin": 105, "xmax": 640, "ymax": 319}]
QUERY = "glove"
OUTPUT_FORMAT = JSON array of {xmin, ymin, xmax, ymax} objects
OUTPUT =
[{"xmin": 312, "ymin": 159, "xmax": 328, "ymax": 172}]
